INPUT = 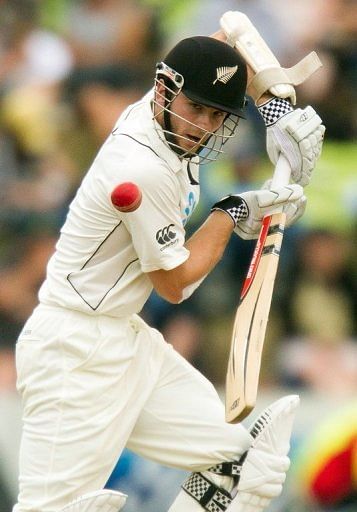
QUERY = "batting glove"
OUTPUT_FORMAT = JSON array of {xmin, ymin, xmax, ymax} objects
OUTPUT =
[
  {"xmin": 259, "ymin": 98, "xmax": 325, "ymax": 187},
  {"xmin": 227, "ymin": 395, "xmax": 300, "ymax": 512},
  {"xmin": 260, "ymin": 178, "xmax": 307, "ymax": 228},
  {"xmin": 211, "ymin": 183, "xmax": 305, "ymax": 240}
]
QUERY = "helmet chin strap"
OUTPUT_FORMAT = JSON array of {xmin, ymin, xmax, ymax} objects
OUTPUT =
[
  {"xmin": 163, "ymin": 108, "xmax": 180, "ymax": 153},
  {"xmin": 162, "ymin": 100, "xmax": 199, "ymax": 183},
  {"xmin": 162, "ymin": 82, "xmax": 188, "ymax": 158}
]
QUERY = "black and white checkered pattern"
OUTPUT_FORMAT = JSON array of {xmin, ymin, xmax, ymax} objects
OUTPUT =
[
  {"xmin": 258, "ymin": 97, "xmax": 293, "ymax": 126},
  {"xmin": 183, "ymin": 473, "xmax": 210, "ymax": 501},
  {"xmin": 209, "ymin": 460, "xmax": 243, "ymax": 478},
  {"xmin": 206, "ymin": 491, "xmax": 232, "ymax": 512},
  {"xmin": 226, "ymin": 202, "xmax": 249, "ymax": 224},
  {"xmin": 211, "ymin": 195, "xmax": 249, "ymax": 227},
  {"xmin": 182, "ymin": 472, "xmax": 232, "ymax": 512}
]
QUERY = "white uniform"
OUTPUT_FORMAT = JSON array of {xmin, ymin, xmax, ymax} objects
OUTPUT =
[
  {"xmin": 14, "ymin": 91, "xmax": 252, "ymax": 512},
  {"xmin": 39, "ymin": 90, "xmax": 198, "ymax": 317}
]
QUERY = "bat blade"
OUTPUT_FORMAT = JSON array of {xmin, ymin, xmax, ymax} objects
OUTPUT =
[{"xmin": 225, "ymin": 211, "xmax": 286, "ymax": 423}]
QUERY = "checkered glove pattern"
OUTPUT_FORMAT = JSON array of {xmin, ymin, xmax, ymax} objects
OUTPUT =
[
  {"xmin": 211, "ymin": 196, "xmax": 249, "ymax": 227},
  {"xmin": 258, "ymin": 98, "xmax": 293, "ymax": 127},
  {"xmin": 182, "ymin": 472, "xmax": 232, "ymax": 511},
  {"xmin": 209, "ymin": 461, "xmax": 243, "ymax": 479}
]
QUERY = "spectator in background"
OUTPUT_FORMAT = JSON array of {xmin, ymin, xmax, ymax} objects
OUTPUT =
[
  {"xmin": 274, "ymin": 0, "xmax": 357, "ymax": 140},
  {"xmin": 63, "ymin": 0, "xmax": 161, "ymax": 73},
  {"xmin": 0, "ymin": 1, "xmax": 77, "ymax": 234},
  {"xmin": 281, "ymin": 229, "xmax": 356, "ymax": 341},
  {"xmin": 162, "ymin": 0, "xmax": 296, "ymax": 60},
  {"xmin": 0, "ymin": 232, "xmax": 56, "ymax": 362},
  {"xmin": 0, "ymin": 1, "xmax": 73, "ymax": 155},
  {"xmin": 313, "ymin": 0, "xmax": 356, "ymax": 140},
  {"xmin": 61, "ymin": 65, "xmax": 149, "ymax": 173},
  {"xmin": 0, "ymin": 1, "xmax": 73, "ymax": 91},
  {"xmin": 0, "ymin": 233, "xmax": 56, "ymax": 336},
  {"xmin": 276, "ymin": 229, "xmax": 357, "ymax": 394}
]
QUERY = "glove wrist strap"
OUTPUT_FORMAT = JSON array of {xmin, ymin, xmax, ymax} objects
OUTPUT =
[
  {"xmin": 211, "ymin": 196, "xmax": 249, "ymax": 227},
  {"xmin": 258, "ymin": 97, "xmax": 293, "ymax": 127}
]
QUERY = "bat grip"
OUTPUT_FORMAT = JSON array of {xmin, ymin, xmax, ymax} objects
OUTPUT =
[
  {"xmin": 269, "ymin": 154, "xmax": 292, "ymax": 214},
  {"xmin": 271, "ymin": 154, "xmax": 291, "ymax": 188}
]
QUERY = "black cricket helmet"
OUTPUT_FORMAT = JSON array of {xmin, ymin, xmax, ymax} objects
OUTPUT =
[
  {"xmin": 153, "ymin": 36, "xmax": 247, "ymax": 162},
  {"xmin": 161, "ymin": 36, "xmax": 247, "ymax": 117}
]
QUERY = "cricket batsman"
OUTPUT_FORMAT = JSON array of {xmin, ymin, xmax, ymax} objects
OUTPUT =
[{"xmin": 14, "ymin": 11, "xmax": 325, "ymax": 512}]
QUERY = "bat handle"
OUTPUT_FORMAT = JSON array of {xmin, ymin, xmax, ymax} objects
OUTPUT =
[
  {"xmin": 271, "ymin": 153, "xmax": 291, "ymax": 188},
  {"xmin": 269, "ymin": 154, "xmax": 292, "ymax": 214}
]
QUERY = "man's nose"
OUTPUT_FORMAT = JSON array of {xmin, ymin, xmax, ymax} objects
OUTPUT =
[{"xmin": 197, "ymin": 112, "xmax": 214, "ymax": 132}]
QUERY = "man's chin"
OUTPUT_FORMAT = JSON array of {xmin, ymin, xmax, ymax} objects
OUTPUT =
[
  {"xmin": 166, "ymin": 135, "xmax": 195, "ymax": 156},
  {"xmin": 181, "ymin": 143, "xmax": 200, "ymax": 154},
  {"xmin": 165, "ymin": 133, "xmax": 205, "ymax": 157},
  {"xmin": 179, "ymin": 136, "xmax": 206, "ymax": 154}
]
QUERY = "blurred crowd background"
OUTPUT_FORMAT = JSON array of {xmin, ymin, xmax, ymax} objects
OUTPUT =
[{"xmin": 0, "ymin": 1, "xmax": 356, "ymax": 511}]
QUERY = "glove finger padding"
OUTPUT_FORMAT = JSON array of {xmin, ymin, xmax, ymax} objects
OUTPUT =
[
  {"xmin": 298, "ymin": 126, "xmax": 325, "ymax": 186},
  {"xmin": 261, "ymin": 179, "xmax": 306, "ymax": 228},
  {"xmin": 237, "ymin": 450, "xmax": 289, "ymax": 497},
  {"xmin": 284, "ymin": 195, "xmax": 306, "ymax": 227},
  {"xmin": 248, "ymin": 395, "xmax": 300, "ymax": 455},
  {"xmin": 255, "ymin": 184, "xmax": 303, "ymax": 207}
]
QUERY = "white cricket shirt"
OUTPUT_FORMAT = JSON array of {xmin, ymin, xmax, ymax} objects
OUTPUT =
[{"xmin": 39, "ymin": 90, "xmax": 200, "ymax": 317}]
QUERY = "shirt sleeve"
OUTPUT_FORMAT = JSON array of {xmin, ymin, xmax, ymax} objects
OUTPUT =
[
  {"xmin": 122, "ymin": 164, "xmax": 190, "ymax": 272},
  {"xmin": 98, "ymin": 143, "xmax": 190, "ymax": 272}
]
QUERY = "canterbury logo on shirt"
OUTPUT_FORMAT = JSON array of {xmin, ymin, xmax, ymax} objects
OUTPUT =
[{"xmin": 156, "ymin": 224, "xmax": 177, "ymax": 245}]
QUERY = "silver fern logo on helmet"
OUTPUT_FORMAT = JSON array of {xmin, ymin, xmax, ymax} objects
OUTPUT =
[{"xmin": 213, "ymin": 65, "xmax": 238, "ymax": 85}]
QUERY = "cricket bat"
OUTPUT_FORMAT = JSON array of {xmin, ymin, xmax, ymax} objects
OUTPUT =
[{"xmin": 225, "ymin": 154, "xmax": 291, "ymax": 423}]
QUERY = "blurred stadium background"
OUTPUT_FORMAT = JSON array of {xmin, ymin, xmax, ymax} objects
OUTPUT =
[{"xmin": 0, "ymin": 1, "xmax": 356, "ymax": 511}]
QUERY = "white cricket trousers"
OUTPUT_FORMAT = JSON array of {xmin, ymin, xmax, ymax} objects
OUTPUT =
[{"xmin": 14, "ymin": 304, "xmax": 251, "ymax": 512}]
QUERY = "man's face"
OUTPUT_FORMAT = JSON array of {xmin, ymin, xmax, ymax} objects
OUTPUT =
[{"xmin": 155, "ymin": 82, "xmax": 227, "ymax": 155}]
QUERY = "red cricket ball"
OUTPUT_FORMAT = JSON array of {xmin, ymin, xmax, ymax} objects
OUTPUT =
[{"xmin": 111, "ymin": 182, "xmax": 142, "ymax": 212}]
